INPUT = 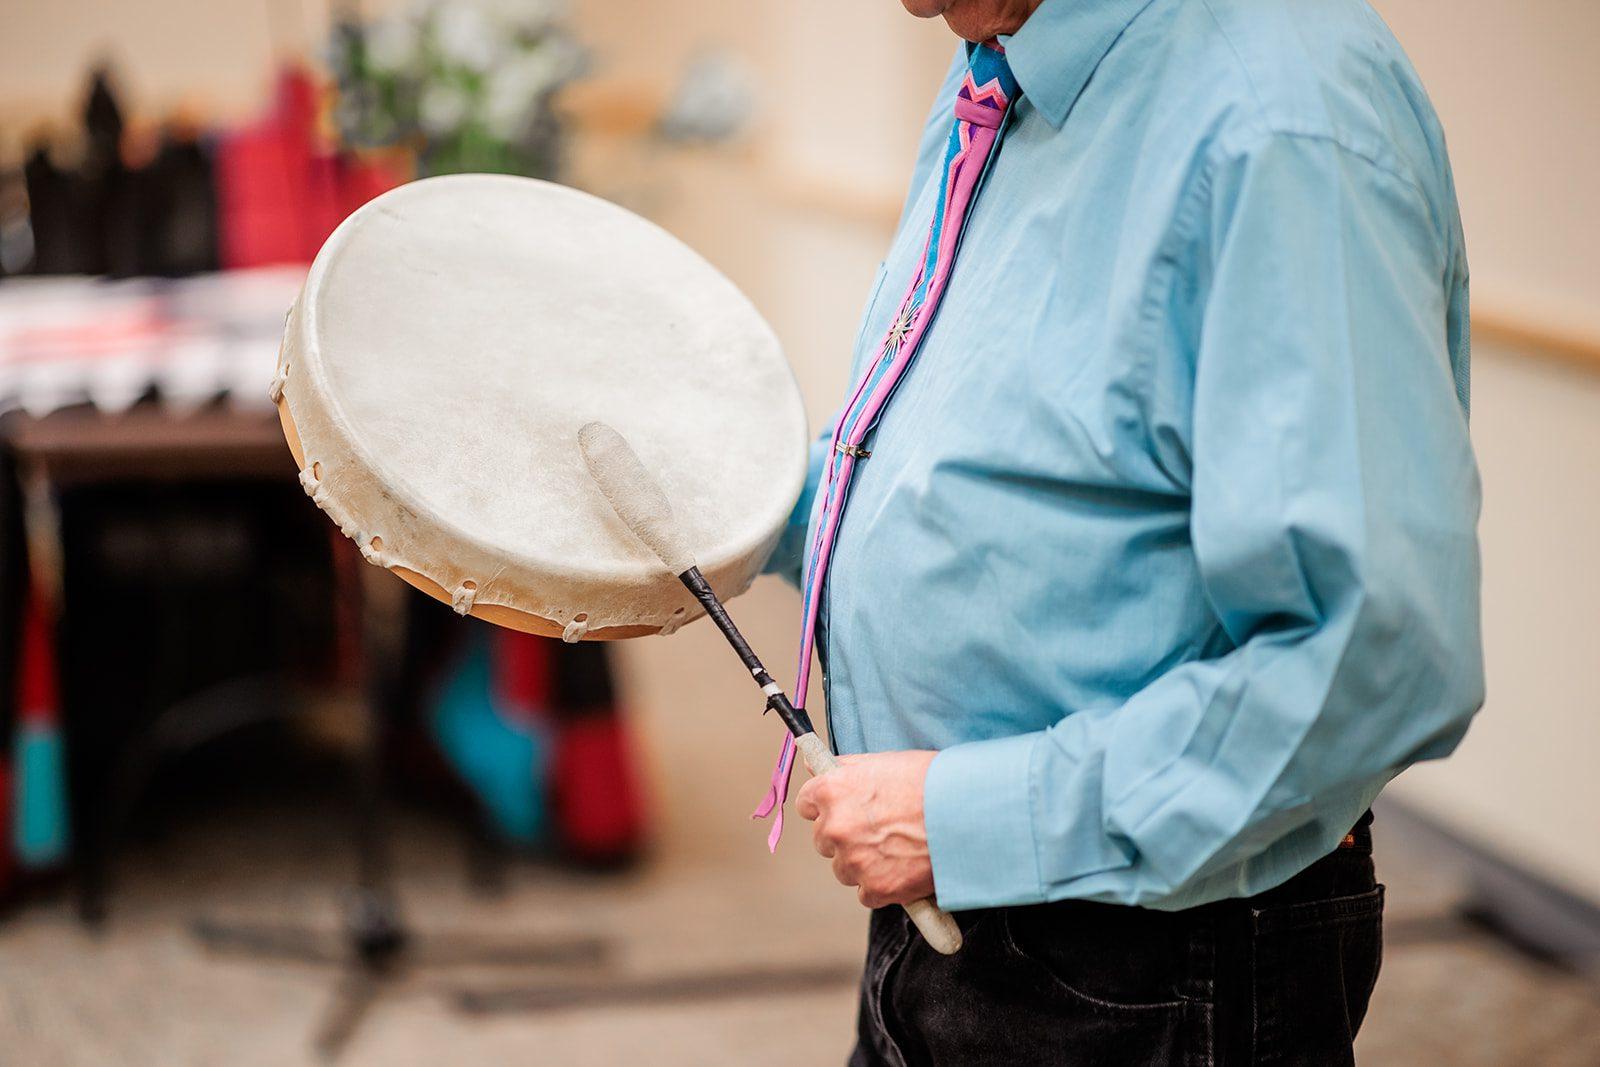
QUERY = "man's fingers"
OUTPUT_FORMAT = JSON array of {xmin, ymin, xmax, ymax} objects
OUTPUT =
[
  {"xmin": 790, "ymin": 749, "xmax": 937, "ymax": 911},
  {"xmin": 857, "ymin": 885, "xmax": 888, "ymax": 909},
  {"xmin": 795, "ymin": 777, "xmax": 823, "ymax": 821},
  {"xmin": 812, "ymin": 819, "xmax": 836, "ymax": 858}
]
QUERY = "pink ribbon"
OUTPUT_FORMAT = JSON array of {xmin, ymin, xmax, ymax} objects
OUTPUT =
[{"xmin": 752, "ymin": 91, "xmax": 1011, "ymax": 849}]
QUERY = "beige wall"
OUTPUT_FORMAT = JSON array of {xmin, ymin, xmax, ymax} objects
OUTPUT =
[
  {"xmin": 0, "ymin": 0, "xmax": 330, "ymax": 128},
  {"xmin": 1393, "ymin": 344, "xmax": 1600, "ymax": 897}
]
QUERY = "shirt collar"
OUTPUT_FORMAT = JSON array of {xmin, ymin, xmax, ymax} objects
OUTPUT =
[{"xmin": 999, "ymin": 0, "xmax": 1156, "ymax": 127}]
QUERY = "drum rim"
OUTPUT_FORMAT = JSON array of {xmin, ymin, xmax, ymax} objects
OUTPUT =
[{"xmin": 280, "ymin": 173, "xmax": 809, "ymax": 633}]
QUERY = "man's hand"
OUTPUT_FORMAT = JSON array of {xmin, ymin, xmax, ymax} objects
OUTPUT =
[{"xmin": 795, "ymin": 749, "xmax": 938, "ymax": 909}]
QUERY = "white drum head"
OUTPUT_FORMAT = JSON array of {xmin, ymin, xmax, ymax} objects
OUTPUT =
[{"xmin": 274, "ymin": 174, "xmax": 807, "ymax": 640}]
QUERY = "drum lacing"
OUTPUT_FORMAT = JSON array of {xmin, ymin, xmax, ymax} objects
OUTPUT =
[
  {"xmin": 297, "ymin": 465, "xmax": 326, "ymax": 503},
  {"xmin": 268, "ymin": 365, "xmax": 289, "ymax": 404},
  {"xmin": 561, "ymin": 613, "xmax": 591, "ymax": 643},
  {"xmin": 359, "ymin": 536, "xmax": 386, "ymax": 567},
  {"xmin": 451, "ymin": 582, "xmax": 478, "ymax": 615}
]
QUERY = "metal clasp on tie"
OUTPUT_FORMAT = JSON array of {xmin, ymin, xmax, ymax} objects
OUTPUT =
[{"xmin": 836, "ymin": 442, "xmax": 871, "ymax": 459}]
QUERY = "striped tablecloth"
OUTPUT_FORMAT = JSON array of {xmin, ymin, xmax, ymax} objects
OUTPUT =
[{"xmin": 0, "ymin": 268, "xmax": 305, "ymax": 418}]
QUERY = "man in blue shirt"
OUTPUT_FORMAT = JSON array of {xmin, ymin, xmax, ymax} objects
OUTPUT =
[{"xmin": 775, "ymin": 0, "xmax": 1484, "ymax": 1061}]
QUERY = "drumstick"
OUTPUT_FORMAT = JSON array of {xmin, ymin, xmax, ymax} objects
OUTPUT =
[{"xmin": 578, "ymin": 421, "xmax": 963, "ymax": 956}]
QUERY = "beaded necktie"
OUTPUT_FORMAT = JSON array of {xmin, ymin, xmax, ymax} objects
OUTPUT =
[{"xmin": 753, "ymin": 42, "xmax": 1021, "ymax": 848}]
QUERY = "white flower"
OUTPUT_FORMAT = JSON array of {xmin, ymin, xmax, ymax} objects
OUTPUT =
[
  {"xmin": 477, "ymin": 0, "xmax": 567, "ymax": 34},
  {"xmin": 483, "ymin": 38, "xmax": 582, "ymax": 137},
  {"xmin": 483, "ymin": 53, "xmax": 549, "ymax": 137},
  {"xmin": 420, "ymin": 83, "xmax": 472, "ymax": 135},
  {"xmin": 365, "ymin": 16, "xmax": 419, "ymax": 73},
  {"xmin": 433, "ymin": 3, "xmax": 497, "ymax": 72}
]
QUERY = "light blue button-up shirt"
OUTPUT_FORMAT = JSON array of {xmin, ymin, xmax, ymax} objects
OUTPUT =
[{"xmin": 767, "ymin": 0, "xmax": 1483, "ymax": 912}]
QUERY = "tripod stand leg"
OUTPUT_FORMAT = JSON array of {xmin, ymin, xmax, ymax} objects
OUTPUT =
[{"xmin": 314, "ymin": 968, "xmax": 387, "ymax": 1061}]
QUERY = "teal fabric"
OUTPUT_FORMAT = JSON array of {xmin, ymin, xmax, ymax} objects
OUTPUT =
[
  {"xmin": 428, "ymin": 629, "xmax": 549, "ymax": 844},
  {"xmin": 768, "ymin": 0, "xmax": 1481, "ymax": 911},
  {"xmin": 14, "ymin": 722, "xmax": 69, "ymax": 868}
]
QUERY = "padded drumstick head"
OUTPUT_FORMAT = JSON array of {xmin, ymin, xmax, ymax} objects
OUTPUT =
[{"xmin": 578, "ymin": 421, "xmax": 697, "ymax": 576}]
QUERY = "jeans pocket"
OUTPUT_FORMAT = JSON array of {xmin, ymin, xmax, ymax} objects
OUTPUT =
[
  {"xmin": 1250, "ymin": 884, "xmax": 1385, "ymax": 1065},
  {"xmin": 999, "ymin": 905, "xmax": 1191, "ymax": 1014}
]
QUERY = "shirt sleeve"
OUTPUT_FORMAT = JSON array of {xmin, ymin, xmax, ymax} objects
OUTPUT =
[
  {"xmin": 923, "ymin": 131, "xmax": 1484, "ymax": 911},
  {"xmin": 762, "ymin": 430, "xmax": 830, "ymax": 588}
]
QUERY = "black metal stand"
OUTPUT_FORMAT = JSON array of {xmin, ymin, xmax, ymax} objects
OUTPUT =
[{"xmin": 187, "ymin": 550, "xmax": 610, "ymax": 1061}]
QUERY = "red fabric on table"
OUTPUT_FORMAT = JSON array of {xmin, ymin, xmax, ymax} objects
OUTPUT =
[
  {"xmin": 492, "ymin": 630, "xmax": 554, "ymax": 721},
  {"xmin": 216, "ymin": 66, "xmax": 407, "ymax": 270},
  {"xmin": 16, "ymin": 586, "xmax": 58, "ymax": 728},
  {"xmin": 553, "ymin": 714, "xmax": 647, "ymax": 864}
]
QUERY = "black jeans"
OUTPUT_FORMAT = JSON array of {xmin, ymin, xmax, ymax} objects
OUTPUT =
[{"xmin": 851, "ymin": 813, "xmax": 1381, "ymax": 1066}]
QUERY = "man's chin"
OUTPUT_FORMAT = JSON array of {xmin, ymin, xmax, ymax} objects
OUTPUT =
[
  {"xmin": 943, "ymin": 21, "xmax": 988, "ymax": 42},
  {"xmin": 900, "ymin": 1, "xmax": 1010, "ymax": 44},
  {"xmin": 942, "ymin": 13, "xmax": 1005, "ymax": 43}
]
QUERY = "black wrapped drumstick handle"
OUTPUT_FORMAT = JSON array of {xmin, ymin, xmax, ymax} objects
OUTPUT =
[{"xmin": 678, "ymin": 566, "xmax": 814, "ymax": 738}]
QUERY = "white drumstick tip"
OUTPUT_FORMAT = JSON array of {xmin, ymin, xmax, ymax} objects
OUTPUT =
[{"xmin": 578, "ymin": 421, "xmax": 697, "ymax": 576}]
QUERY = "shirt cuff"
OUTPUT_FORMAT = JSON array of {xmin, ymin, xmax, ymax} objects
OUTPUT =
[{"xmin": 924, "ymin": 732, "xmax": 1042, "ymax": 911}]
